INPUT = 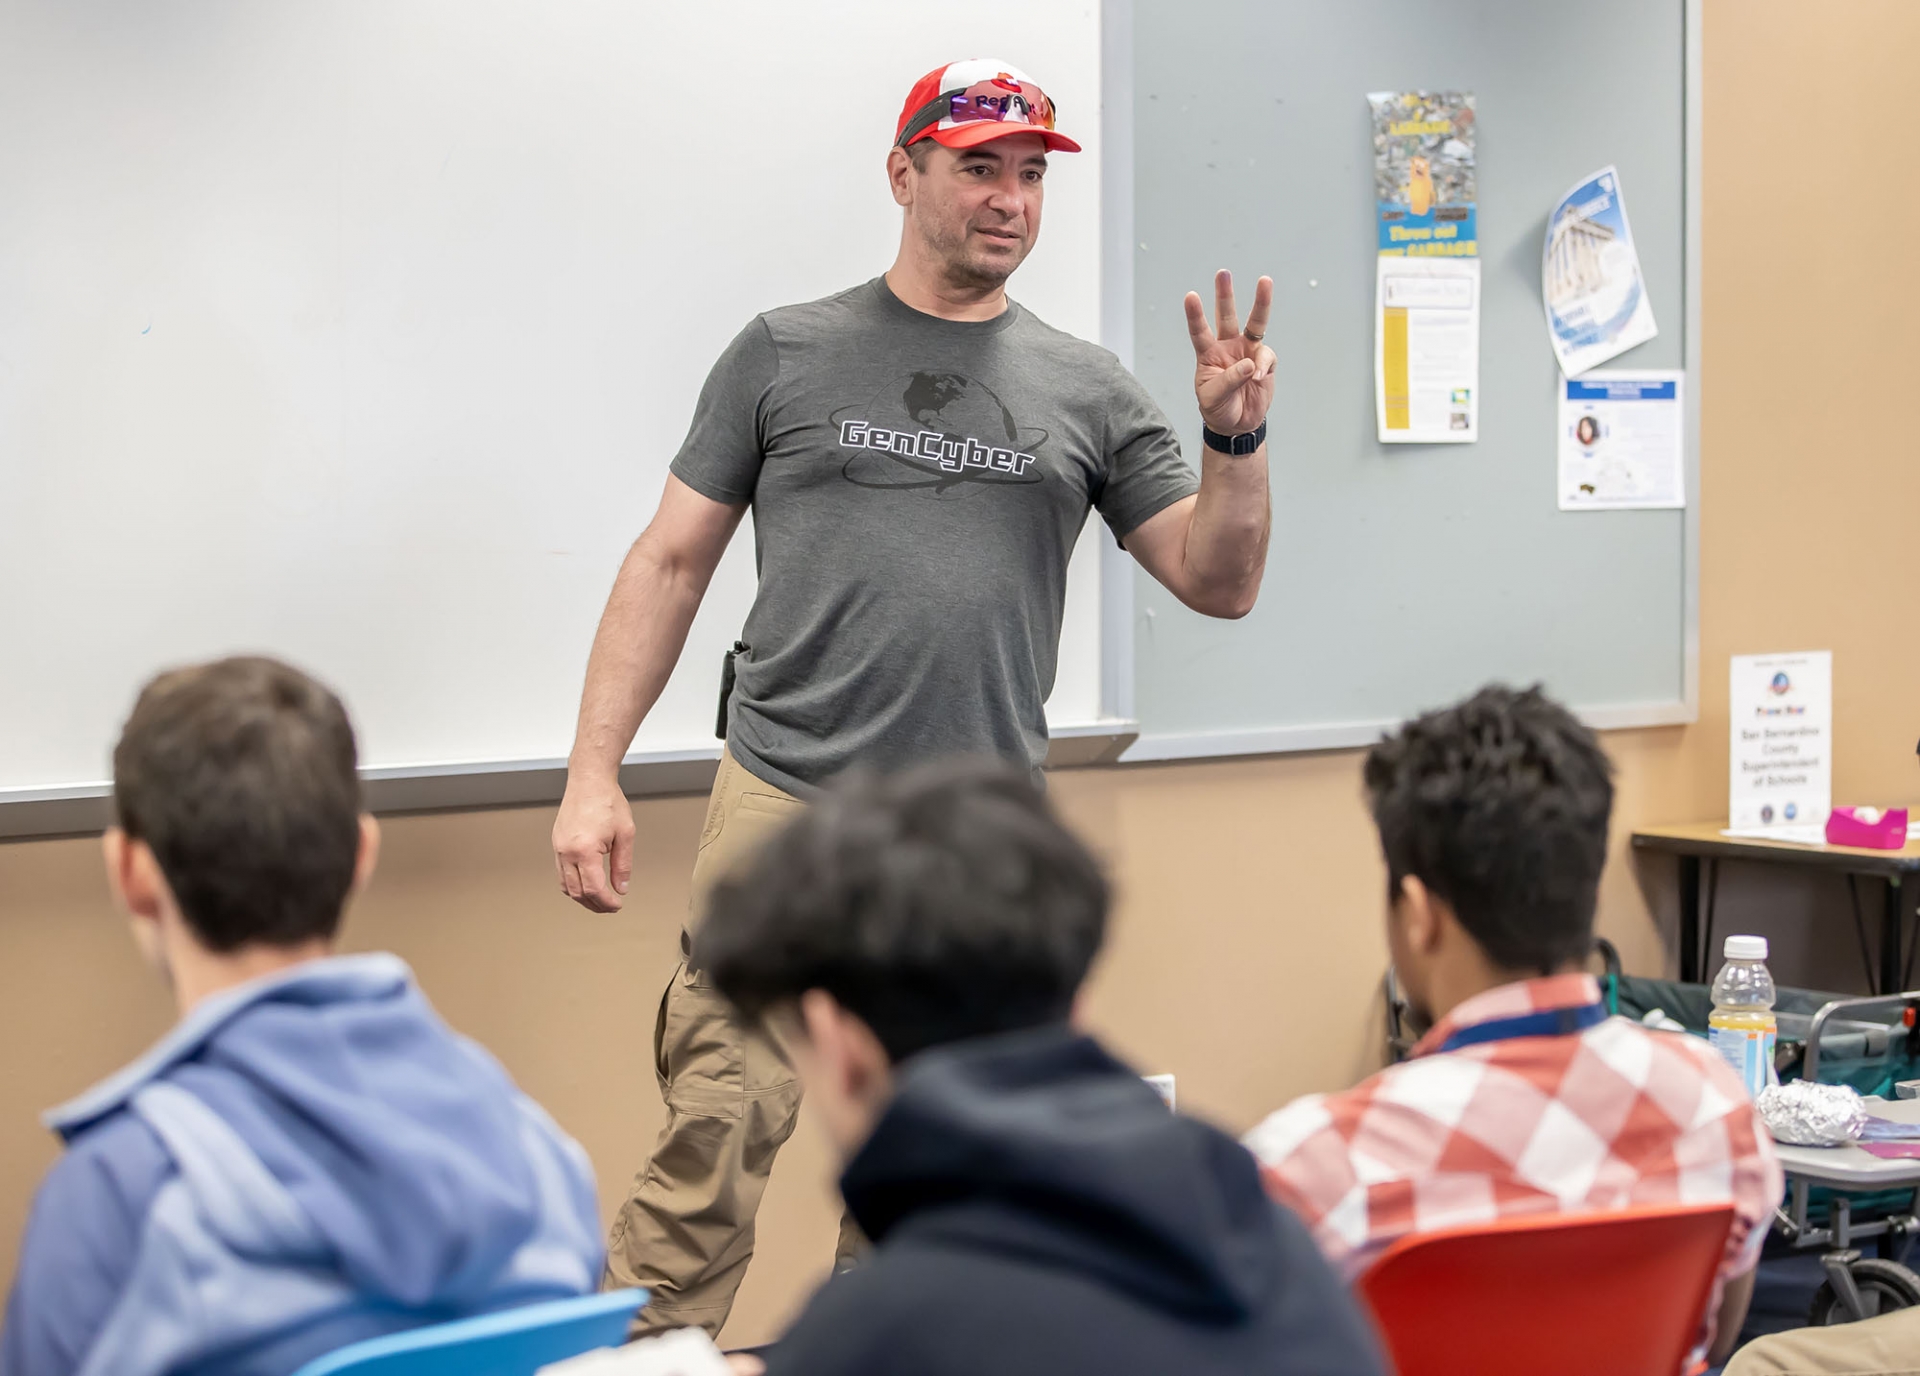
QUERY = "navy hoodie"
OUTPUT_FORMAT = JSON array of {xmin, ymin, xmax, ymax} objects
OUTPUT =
[
  {"xmin": 765, "ymin": 1028, "xmax": 1385, "ymax": 1376},
  {"xmin": 0, "ymin": 954, "xmax": 602, "ymax": 1376}
]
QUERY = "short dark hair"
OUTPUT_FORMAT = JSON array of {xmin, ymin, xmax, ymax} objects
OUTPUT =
[
  {"xmin": 905, "ymin": 136, "xmax": 940, "ymax": 171},
  {"xmin": 694, "ymin": 760, "xmax": 1108, "ymax": 1062},
  {"xmin": 113, "ymin": 656, "xmax": 363, "ymax": 953},
  {"xmin": 1364, "ymin": 684, "xmax": 1614, "ymax": 974}
]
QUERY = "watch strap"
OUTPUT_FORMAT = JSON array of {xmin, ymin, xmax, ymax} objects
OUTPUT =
[{"xmin": 1202, "ymin": 419, "xmax": 1268, "ymax": 456}]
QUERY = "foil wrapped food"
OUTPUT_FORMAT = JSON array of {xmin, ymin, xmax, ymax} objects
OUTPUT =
[{"xmin": 1757, "ymin": 1082, "xmax": 1868, "ymax": 1146}]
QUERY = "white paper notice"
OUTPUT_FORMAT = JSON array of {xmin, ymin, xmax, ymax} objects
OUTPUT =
[
  {"xmin": 1729, "ymin": 652, "xmax": 1833, "ymax": 831},
  {"xmin": 1557, "ymin": 370, "xmax": 1685, "ymax": 510},
  {"xmin": 1375, "ymin": 257, "xmax": 1480, "ymax": 443},
  {"xmin": 1543, "ymin": 166, "xmax": 1658, "ymax": 376}
]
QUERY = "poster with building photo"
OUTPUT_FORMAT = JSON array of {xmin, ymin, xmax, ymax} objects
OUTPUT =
[
  {"xmin": 1543, "ymin": 166, "xmax": 1658, "ymax": 376},
  {"xmin": 1369, "ymin": 91, "xmax": 1479, "ymax": 444}
]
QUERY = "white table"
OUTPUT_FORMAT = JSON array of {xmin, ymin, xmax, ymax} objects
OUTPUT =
[{"xmin": 1774, "ymin": 1097, "xmax": 1920, "ymax": 1189}]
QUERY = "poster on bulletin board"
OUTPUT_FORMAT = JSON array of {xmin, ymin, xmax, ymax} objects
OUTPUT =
[
  {"xmin": 1369, "ymin": 90, "xmax": 1479, "ymax": 444},
  {"xmin": 1543, "ymin": 166, "xmax": 1659, "ymax": 376},
  {"xmin": 1557, "ymin": 370, "xmax": 1685, "ymax": 510}
]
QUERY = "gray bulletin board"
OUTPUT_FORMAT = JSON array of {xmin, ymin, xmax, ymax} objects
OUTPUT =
[{"xmin": 1114, "ymin": 0, "xmax": 1699, "ymax": 760}]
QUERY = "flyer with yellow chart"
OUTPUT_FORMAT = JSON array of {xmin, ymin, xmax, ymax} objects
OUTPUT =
[{"xmin": 1369, "ymin": 91, "xmax": 1479, "ymax": 445}]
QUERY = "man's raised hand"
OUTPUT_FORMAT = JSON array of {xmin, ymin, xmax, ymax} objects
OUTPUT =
[{"xmin": 1184, "ymin": 270, "xmax": 1276, "ymax": 438}]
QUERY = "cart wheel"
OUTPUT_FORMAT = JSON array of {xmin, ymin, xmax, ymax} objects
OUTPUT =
[{"xmin": 1809, "ymin": 1258, "xmax": 1920, "ymax": 1325}]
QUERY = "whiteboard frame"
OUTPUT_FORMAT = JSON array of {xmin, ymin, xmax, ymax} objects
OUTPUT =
[
  {"xmin": 0, "ymin": 720, "xmax": 1140, "ymax": 840},
  {"xmin": 1114, "ymin": 0, "xmax": 1703, "ymax": 764}
]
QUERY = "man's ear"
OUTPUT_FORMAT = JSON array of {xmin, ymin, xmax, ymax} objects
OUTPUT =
[
  {"xmin": 1397, "ymin": 874, "xmax": 1446, "ymax": 957},
  {"xmin": 886, "ymin": 146, "xmax": 915, "ymax": 207},
  {"xmin": 105, "ymin": 828, "xmax": 172, "ymax": 972},
  {"xmin": 351, "ymin": 814, "xmax": 381, "ymax": 897},
  {"xmin": 103, "ymin": 828, "xmax": 165, "ymax": 921},
  {"xmin": 799, "ymin": 989, "xmax": 891, "ymax": 1102}
]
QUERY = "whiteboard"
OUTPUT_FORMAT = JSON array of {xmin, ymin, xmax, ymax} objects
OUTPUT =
[{"xmin": 0, "ymin": 1, "xmax": 1109, "ymax": 799}]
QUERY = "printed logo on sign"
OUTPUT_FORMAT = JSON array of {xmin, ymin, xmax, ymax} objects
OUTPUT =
[
  {"xmin": 833, "ymin": 371, "xmax": 1049, "ymax": 496},
  {"xmin": 1770, "ymin": 672, "xmax": 1792, "ymax": 695}
]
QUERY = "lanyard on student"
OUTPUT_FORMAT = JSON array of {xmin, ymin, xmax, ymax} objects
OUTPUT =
[{"xmin": 1436, "ymin": 1001, "xmax": 1608, "ymax": 1055}]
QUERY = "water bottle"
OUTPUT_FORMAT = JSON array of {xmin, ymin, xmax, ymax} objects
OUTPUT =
[{"xmin": 1708, "ymin": 935, "xmax": 1777, "ymax": 1099}]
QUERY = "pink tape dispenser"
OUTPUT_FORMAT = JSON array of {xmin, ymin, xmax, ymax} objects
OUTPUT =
[{"xmin": 1826, "ymin": 806, "xmax": 1910, "ymax": 849}]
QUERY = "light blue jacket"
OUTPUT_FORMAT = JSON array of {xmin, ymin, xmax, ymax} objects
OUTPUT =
[{"xmin": 0, "ymin": 954, "xmax": 602, "ymax": 1376}]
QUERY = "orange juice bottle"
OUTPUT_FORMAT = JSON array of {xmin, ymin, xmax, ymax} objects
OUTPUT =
[{"xmin": 1708, "ymin": 935, "xmax": 1777, "ymax": 1099}]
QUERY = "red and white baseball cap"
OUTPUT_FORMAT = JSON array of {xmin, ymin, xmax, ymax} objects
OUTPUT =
[{"xmin": 894, "ymin": 59, "xmax": 1082, "ymax": 154}]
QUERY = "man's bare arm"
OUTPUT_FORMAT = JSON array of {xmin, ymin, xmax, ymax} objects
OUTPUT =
[
  {"xmin": 1122, "ymin": 450, "xmax": 1270, "ymax": 619},
  {"xmin": 553, "ymin": 475, "xmax": 747, "ymax": 912}
]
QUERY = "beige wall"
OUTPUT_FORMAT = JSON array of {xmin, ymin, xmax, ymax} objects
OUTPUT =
[{"xmin": 2, "ymin": 0, "xmax": 1917, "ymax": 1349}]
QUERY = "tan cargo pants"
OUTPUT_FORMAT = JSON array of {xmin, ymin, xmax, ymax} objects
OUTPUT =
[
  {"xmin": 603, "ymin": 748, "xmax": 860, "ymax": 1337},
  {"xmin": 1724, "ymin": 1304, "xmax": 1920, "ymax": 1375}
]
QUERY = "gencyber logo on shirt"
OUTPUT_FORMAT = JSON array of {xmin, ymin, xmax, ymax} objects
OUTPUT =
[
  {"xmin": 837, "ymin": 419, "xmax": 1038, "ymax": 476},
  {"xmin": 832, "ymin": 371, "xmax": 1050, "ymax": 494}
]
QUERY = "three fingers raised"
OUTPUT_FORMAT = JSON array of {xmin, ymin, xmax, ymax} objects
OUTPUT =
[{"xmin": 1186, "ymin": 271, "xmax": 1277, "ymax": 357}]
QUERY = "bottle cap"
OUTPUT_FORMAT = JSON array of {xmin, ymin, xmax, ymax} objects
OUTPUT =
[{"xmin": 1724, "ymin": 935, "xmax": 1769, "ymax": 961}]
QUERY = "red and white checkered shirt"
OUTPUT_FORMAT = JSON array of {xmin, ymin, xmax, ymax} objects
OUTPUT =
[{"xmin": 1245, "ymin": 974, "xmax": 1782, "ymax": 1364}]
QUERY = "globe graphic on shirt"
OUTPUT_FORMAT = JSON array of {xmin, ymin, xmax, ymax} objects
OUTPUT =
[
  {"xmin": 904, "ymin": 372, "xmax": 977, "ymax": 428},
  {"xmin": 835, "ymin": 372, "xmax": 1049, "ymax": 495}
]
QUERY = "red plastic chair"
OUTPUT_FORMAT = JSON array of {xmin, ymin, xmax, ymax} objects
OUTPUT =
[{"xmin": 1357, "ymin": 1202, "xmax": 1736, "ymax": 1376}]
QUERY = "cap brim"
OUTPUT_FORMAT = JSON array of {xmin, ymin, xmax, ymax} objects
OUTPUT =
[{"xmin": 930, "ymin": 123, "xmax": 1082, "ymax": 154}]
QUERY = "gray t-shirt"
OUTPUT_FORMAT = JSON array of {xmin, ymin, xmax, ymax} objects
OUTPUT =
[{"xmin": 671, "ymin": 277, "xmax": 1198, "ymax": 795}]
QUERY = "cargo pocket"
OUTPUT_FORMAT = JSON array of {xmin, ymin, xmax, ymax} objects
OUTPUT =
[{"xmin": 661, "ymin": 961, "xmax": 748, "ymax": 1118}]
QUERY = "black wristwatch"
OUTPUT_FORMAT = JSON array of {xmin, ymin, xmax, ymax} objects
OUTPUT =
[{"xmin": 1201, "ymin": 419, "xmax": 1267, "ymax": 456}]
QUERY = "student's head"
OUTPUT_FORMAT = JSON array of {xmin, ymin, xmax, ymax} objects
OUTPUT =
[
  {"xmin": 887, "ymin": 61, "xmax": 1081, "ymax": 291},
  {"xmin": 106, "ymin": 656, "xmax": 379, "ymax": 1008},
  {"xmin": 694, "ymin": 759, "xmax": 1108, "ymax": 1158},
  {"xmin": 1365, "ymin": 684, "xmax": 1614, "ymax": 1025}
]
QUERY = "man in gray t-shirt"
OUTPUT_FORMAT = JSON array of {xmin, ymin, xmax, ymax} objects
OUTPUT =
[
  {"xmin": 553, "ymin": 57, "xmax": 1278, "ymax": 1337},
  {"xmin": 673, "ymin": 279, "xmax": 1199, "ymax": 796}
]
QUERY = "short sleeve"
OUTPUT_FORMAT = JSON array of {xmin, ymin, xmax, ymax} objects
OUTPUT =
[
  {"xmin": 1096, "ymin": 364, "xmax": 1200, "ymax": 541},
  {"xmin": 667, "ymin": 317, "xmax": 781, "ymax": 506}
]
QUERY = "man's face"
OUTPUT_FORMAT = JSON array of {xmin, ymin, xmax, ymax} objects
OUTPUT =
[{"xmin": 896, "ymin": 133, "xmax": 1048, "ymax": 289}]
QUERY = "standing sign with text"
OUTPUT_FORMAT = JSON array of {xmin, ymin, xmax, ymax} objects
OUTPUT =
[
  {"xmin": 1729, "ymin": 652, "xmax": 1833, "ymax": 832},
  {"xmin": 1369, "ymin": 91, "xmax": 1479, "ymax": 444}
]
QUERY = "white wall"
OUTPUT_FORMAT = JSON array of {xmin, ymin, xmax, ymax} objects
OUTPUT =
[{"xmin": 0, "ymin": 1, "xmax": 1107, "ymax": 790}]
